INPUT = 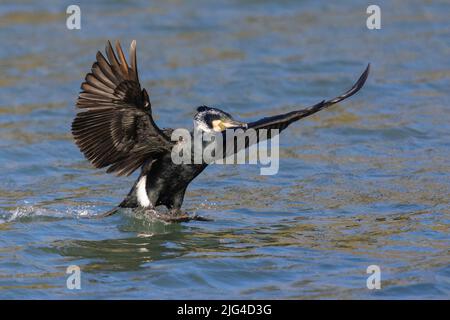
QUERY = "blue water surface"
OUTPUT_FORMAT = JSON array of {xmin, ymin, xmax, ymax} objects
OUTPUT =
[{"xmin": 0, "ymin": 0, "xmax": 449, "ymax": 299}]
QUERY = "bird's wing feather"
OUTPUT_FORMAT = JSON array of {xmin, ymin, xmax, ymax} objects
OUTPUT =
[
  {"xmin": 72, "ymin": 40, "xmax": 174, "ymax": 176},
  {"xmin": 221, "ymin": 64, "xmax": 370, "ymax": 155},
  {"xmin": 247, "ymin": 64, "xmax": 370, "ymax": 134}
]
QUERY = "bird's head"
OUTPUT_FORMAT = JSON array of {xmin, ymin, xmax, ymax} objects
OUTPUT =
[{"xmin": 193, "ymin": 106, "xmax": 247, "ymax": 133}]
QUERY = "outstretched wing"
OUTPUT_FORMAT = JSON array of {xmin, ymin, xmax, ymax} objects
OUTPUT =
[
  {"xmin": 247, "ymin": 64, "xmax": 370, "ymax": 136},
  {"xmin": 248, "ymin": 64, "xmax": 370, "ymax": 134},
  {"xmin": 220, "ymin": 64, "xmax": 370, "ymax": 157},
  {"xmin": 72, "ymin": 40, "xmax": 175, "ymax": 176}
]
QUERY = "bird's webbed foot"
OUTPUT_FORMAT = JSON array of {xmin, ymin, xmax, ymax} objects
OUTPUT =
[{"xmin": 165, "ymin": 209, "xmax": 212, "ymax": 222}]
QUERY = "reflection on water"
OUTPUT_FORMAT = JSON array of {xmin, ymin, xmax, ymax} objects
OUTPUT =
[{"xmin": 0, "ymin": 0, "xmax": 449, "ymax": 299}]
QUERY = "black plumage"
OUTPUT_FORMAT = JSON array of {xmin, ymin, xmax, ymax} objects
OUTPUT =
[
  {"xmin": 72, "ymin": 40, "xmax": 173, "ymax": 177},
  {"xmin": 71, "ymin": 40, "xmax": 369, "ymax": 217}
]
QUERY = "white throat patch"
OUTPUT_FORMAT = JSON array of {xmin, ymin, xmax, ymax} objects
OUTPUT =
[{"xmin": 136, "ymin": 175, "xmax": 151, "ymax": 207}]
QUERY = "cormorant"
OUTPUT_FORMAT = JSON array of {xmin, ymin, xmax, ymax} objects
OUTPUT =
[{"xmin": 71, "ymin": 40, "xmax": 369, "ymax": 221}]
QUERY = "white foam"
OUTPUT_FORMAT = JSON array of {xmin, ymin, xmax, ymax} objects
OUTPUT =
[{"xmin": 1, "ymin": 204, "xmax": 98, "ymax": 223}]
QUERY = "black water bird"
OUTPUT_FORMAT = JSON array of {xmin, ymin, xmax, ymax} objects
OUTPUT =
[{"xmin": 71, "ymin": 40, "xmax": 369, "ymax": 220}]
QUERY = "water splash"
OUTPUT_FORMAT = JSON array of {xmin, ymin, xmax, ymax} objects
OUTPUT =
[{"xmin": 1, "ymin": 203, "xmax": 99, "ymax": 223}]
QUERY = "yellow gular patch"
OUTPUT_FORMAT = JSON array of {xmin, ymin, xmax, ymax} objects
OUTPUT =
[{"xmin": 212, "ymin": 120, "xmax": 225, "ymax": 132}]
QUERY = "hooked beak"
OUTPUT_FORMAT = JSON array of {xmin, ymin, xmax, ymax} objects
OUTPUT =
[
  {"xmin": 223, "ymin": 119, "xmax": 248, "ymax": 129},
  {"xmin": 212, "ymin": 118, "xmax": 248, "ymax": 132}
]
